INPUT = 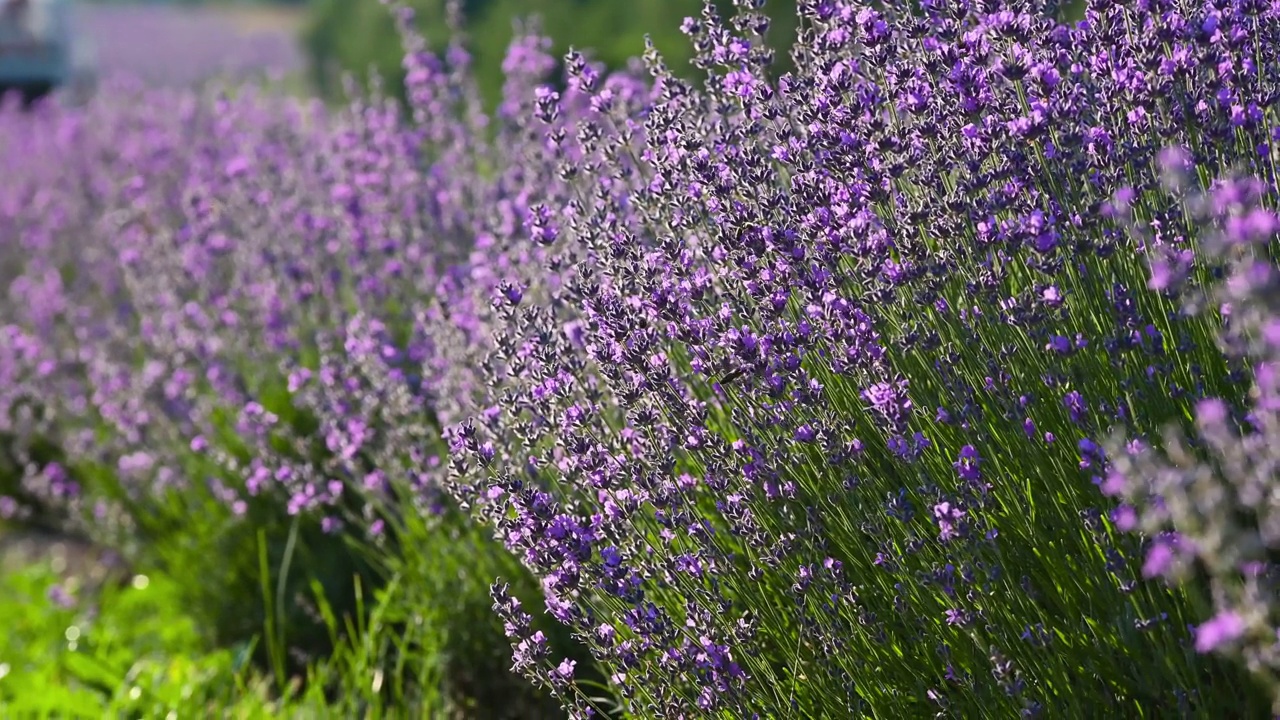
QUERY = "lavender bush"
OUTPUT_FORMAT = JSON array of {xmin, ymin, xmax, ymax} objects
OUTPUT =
[
  {"xmin": 3, "ymin": 0, "xmax": 1280, "ymax": 717},
  {"xmin": 0, "ymin": 49, "xmax": 589, "ymax": 717},
  {"xmin": 437, "ymin": 0, "xmax": 1280, "ymax": 716}
]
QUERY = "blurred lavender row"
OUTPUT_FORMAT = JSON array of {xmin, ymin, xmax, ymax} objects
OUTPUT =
[{"xmin": 70, "ymin": 2, "xmax": 305, "ymax": 87}]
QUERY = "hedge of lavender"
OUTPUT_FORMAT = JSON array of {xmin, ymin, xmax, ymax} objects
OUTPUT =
[{"xmin": 3, "ymin": 0, "xmax": 1280, "ymax": 717}]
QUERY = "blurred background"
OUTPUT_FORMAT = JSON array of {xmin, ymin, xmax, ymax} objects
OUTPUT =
[
  {"xmin": 301, "ymin": 0, "xmax": 799, "ymax": 107},
  {"xmin": 74, "ymin": 1, "xmax": 308, "ymax": 88},
  {"xmin": 2, "ymin": 0, "xmax": 802, "ymax": 103}
]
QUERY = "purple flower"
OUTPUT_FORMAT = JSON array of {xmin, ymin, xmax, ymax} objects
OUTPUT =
[
  {"xmin": 1042, "ymin": 286, "xmax": 1063, "ymax": 308},
  {"xmin": 1224, "ymin": 208, "xmax": 1279, "ymax": 245},
  {"xmin": 1148, "ymin": 258, "xmax": 1179, "ymax": 291},
  {"xmin": 1110, "ymin": 504, "xmax": 1137, "ymax": 532},
  {"xmin": 1195, "ymin": 611, "xmax": 1246, "ymax": 653},
  {"xmin": 1046, "ymin": 335, "xmax": 1072, "ymax": 354},
  {"xmin": 552, "ymin": 658, "xmax": 576, "ymax": 684},
  {"xmin": 1143, "ymin": 540, "xmax": 1176, "ymax": 579},
  {"xmin": 933, "ymin": 501, "xmax": 965, "ymax": 542},
  {"xmin": 861, "ymin": 379, "xmax": 913, "ymax": 427},
  {"xmin": 953, "ymin": 445, "xmax": 982, "ymax": 482},
  {"xmin": 1063, "ymin": 392, "xmax": 1087, "ymax": 424},
  {"xmin": 1195, "ymin": 398, "xmax": 1229, "ymax": 428},
  {"xmin": 47, "ymin": 583, "xmax": 75, "ymax": 609}
]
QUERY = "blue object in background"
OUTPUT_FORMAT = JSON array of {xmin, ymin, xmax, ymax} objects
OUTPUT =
[{"xmin": 0, "ymin": 0, "xmax": 74, "ymax": 103}]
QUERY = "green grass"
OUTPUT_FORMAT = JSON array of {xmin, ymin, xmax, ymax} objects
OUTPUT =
[
  {"xmin": 0, "ymin": 554, "xmax": 295, "ymax": 718},
  {"xmin": 0, "ymin": 486, "xmax": 591, "ymax": 719}
]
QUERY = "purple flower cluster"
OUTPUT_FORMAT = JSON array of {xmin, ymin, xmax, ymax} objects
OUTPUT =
[
  {"xmin": 0, "ymin": 67, "xmax": 479, "ymax": 552},
  {"xmin": 3, "ymin": 0, "xmax": 1280, "ymax": 716}
]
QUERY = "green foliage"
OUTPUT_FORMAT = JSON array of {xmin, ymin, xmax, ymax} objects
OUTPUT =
[
  {"xmin": 0, "ymin": 559, "xmax": 288, "ymax": 717},
  {"xmin": 0, "ymin": 353, "xmax": 591, "ymax": 715},
  {"xmin": 306, "ymin": 503, "xmax": 594, "ymax": 719},
  {"xmin": 303, "ymin": 0, "xmax": 800, "ymax": 108},
  {"xmin": 0, "ymin": 510, "xmax": 591, "ymax": 717}
]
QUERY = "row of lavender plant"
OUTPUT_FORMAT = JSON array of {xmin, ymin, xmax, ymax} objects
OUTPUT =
[
  {"xmin": 0, "ymin": 14, "xmax": 606, "ymax": 711},
  {"xmin": 433, "ymin": 0, "xmax": 1280, "ymax": 717},
  {"xmin": 3, "ymin": 0, "xmax": 1280, "ymax": 717}
]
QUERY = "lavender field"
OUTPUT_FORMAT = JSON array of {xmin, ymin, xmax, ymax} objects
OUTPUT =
[{"xmin": 2, "ymin": 0, "xmax": 1280, "ymax": 717}]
